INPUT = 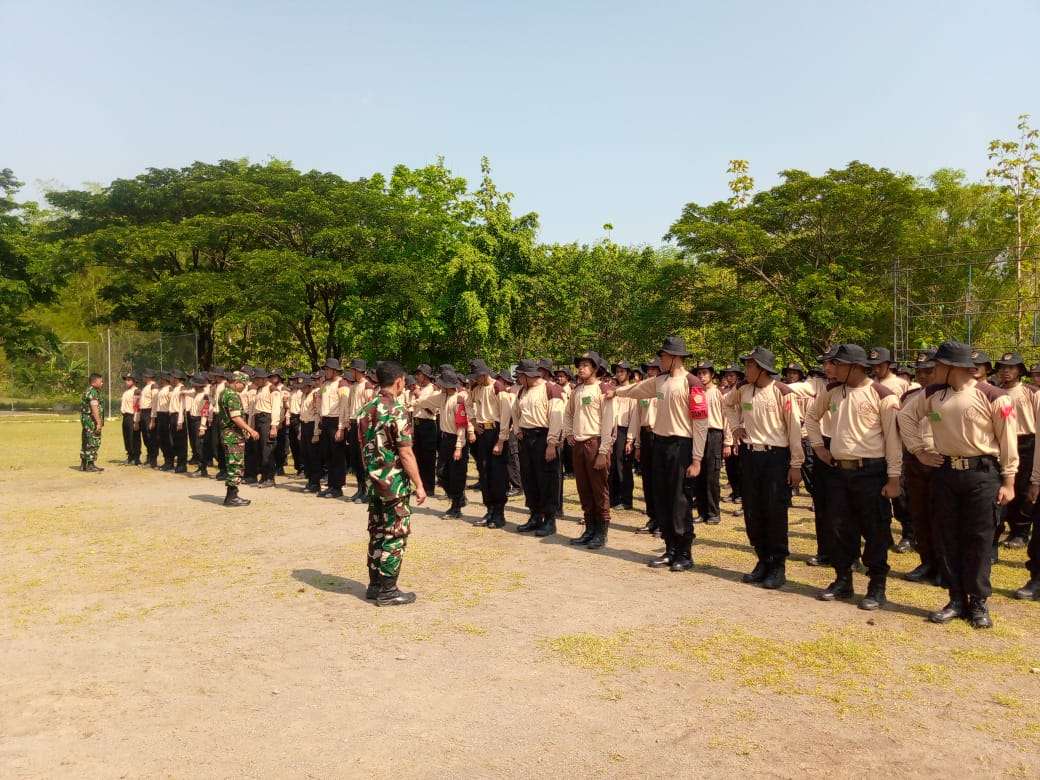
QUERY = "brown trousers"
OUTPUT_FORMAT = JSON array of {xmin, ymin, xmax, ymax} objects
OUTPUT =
[{"xmin": 573, "ymin": 437, "xmax": 611, "ymax": 522}]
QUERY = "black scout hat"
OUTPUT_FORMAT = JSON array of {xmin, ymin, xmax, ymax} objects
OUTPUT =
[
  {"xmin": 720, "ymin": 363, "xmax": 745, "ymax": 376},
  {"xmin": 657, "ymin": 335, "xmax": 690, "ymax": 357},
  {"xmin": 741, "ymin": 346, "xmax": 777, "ymax": 374},
  {"xmin": 868, "ymin": 347, "xmax": 893, "ymax": 365},
  {"xmin": 611, "ymin": 360, "xmax": 634, "ymax": 374},
  {"xmin": 555, "ymin": 366, "xmax": 574, "ymax": 380},
  {"xmin": 323, "ymin": 357, "xmax": 342, "ymax": 371},
  {"xmin": 970, "ymin": 349, "xmax": 992, "ymax": 369},
  {"xmin": 436, "ymin": 369, "xmax": 463, "ymax": 389},
  {"xmin": 191, "ymin": 373, "xmax": 207, "ymax": 385},
  {"xmin": 996, "ymin": 351, "xmax": 1026, "ymax": 371},
  {"xmin": 783, "ymin": 362, "xmax": 805, "ymax": 377},
  {"xmin": 574, "ymin": 350, "xmax": 603, "ymax": 368},
  {"xmin": 935, "ymin": 341, "xmax": 976, "ymax": 369},
  {"xmin": 170, "ymin": 368, "xmax": 187, "ymax": 380},
  {"xmin": 415, "ymin": 364, "xmax": 434, "ymax": 379},
  {"xmin": 121, "ymin": 371, "xmax": 136, "ymax": 380},
  {"xmin": 914, "ymin": 348, "xmax": 937, "ymax": 369},
  {"xmin": 349, "ymin": 358, "xmax": 367, "ymax": 372},
  {"xmin": 269, "ymin": 367, "xmax": 284, "ymax": 379},
  {"xmin": 516, "ymin": 359, "xmax": 542, "ymax": 378},
  {"xmin": 831, "ymin": 344, "xmax": 873, "ymax": 367},
  {"xmin": 693, "ymin": 359, "xmax": 716, "ymax": 373},
  {"xmin": 142, "ymin": 368, "xmax": 156, "ymax": 379}
]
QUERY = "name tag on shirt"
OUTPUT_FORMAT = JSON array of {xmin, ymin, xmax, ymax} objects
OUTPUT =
[
  {"xmin": 928, "ymin": 411, "xmax": 942, "ymax": 422},
  {"xmin": 657, "ymin": 392, "xmax": 664, "ymax": 400},
  {"xmin": 639, "ymin": 399, "xmax": 650, "ymax": 408},
  {"xmin": 581, "ymin": 395, "xmax": 592, "ymax": 406},
  {"xmin": 829, "ymin": 401, "xmax": 838, "ymax": 413},
  {"xmin": 742, "ymin": 402, "xmax": 753, "ymax": 411}
]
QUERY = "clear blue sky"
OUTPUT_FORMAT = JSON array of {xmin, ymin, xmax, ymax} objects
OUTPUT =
[{"xmin": 2, "ymin": 0, "xmax": 1038, "ymax": 245}]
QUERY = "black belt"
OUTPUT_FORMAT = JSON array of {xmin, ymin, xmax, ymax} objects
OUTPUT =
[
  {"xmin": 1018, "ymin": 433, "xmax": 1035, "ymax": 441},
  {"xmin": 744, "ymin": 443, "xmax": 785, "ymax": 452},
  {"xmin": 941, "ymin": 454, "xmax": 996, "ymax": 471},
  {"xmin": 834, "ymin": 456, "xmax": 885, "ymax": 471}
]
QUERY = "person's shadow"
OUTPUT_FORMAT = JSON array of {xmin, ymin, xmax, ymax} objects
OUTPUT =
[{"xmin": 292, "ymin": 568, "xmax": 370, "ymax": 602}]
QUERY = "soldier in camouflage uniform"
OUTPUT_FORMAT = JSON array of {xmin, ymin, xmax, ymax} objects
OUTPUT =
[
  {"xmin": 79, "ymin": 373, "xmax": 105, "ymax": 472},
  {"xmin": 355, "ymin": 360, "xmax": 428, "ymax": 606},
  {"xmin": 218, "ymin": 371, "xmax": 260, "ymax": 507}
]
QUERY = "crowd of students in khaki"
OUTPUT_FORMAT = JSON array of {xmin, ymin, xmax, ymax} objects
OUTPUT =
[{"xmin": 107, "ymin": 336, "xmax": 1040, "ymax": 629}]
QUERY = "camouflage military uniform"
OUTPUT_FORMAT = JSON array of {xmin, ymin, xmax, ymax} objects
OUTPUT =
[
  {"xmin": 80, "ymin": 386, "xmax": 102, "ymax": 466},
  {"xmin": 218, "ymin": 387, "xmax": 246, "ymax": 487},
  {"xmin": 357, "ymin": 392, "xmax": 415, "ymax": 581}
]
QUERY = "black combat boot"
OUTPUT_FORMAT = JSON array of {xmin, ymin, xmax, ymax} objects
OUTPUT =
[
  {"xmin": 375, "ymin": 574, "xmax": 416, "ymax": 607},
  {"xmin": 669, "ymin": 540, "xmax": 694, "ymax": 572},
  {"xmin": 903, "ymin": 562, "xmax": 933, "ymax": 583},
  {"xmin": 444, "ymin": 496, "xmax": 463, "ymax": 519},
  {"xmin": 741, "ymin": 559, "xmax": 769, "ymax": 584},
  {"xmin": 587, "ymin": 520, "xmax": 608, "ymax": 550},
  {"xmin": 487, "ymin": 505, "xmax": 505, "ymax": 529},
  {"xmin": 223, "ymin": 486, "xmax": 251, "ymax": 507},
  {"xmin": 571, "ymin": 517, "xmax": 597, "ymax": 545},
  {"xmin": 859, "ymin": 577, "xmax": 887, "ymax": 610},
  {"xmin": 818, "ymin": 571, "xmax": 854, "ymax": 601},
  {"xmin": 517, "ymin": 513, "xmax": 541, "ymax": 533},
  {"xmin": 534, "ymin": 514, "xmax": 556, "ymax": 538},
  {"xmin": 84, "ymin": 463, "xmax": 104, "ymax": 473},
  {"xmin": 365, "ymin": 570, "xmax": 380, "ymax": 600},
  {"xmin": 1014, "ymin": 579, "xmax": 1040, "ymax": 600},
  {"xmin": 968, "ymin": 598, "xmax": 993, "ymax": 629},
  {"xmin": 215, "ymin": 470, "xmax": 227, "ymax": 480},
  {"xmin": 761, "ymin": 560, "xmax": 786, "ymax": 590}
]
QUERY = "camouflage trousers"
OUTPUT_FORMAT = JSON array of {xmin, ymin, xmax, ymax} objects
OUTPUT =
[
  {"xmin": 367, "ymin": 493, "xmax": 412, "ymax": 580},
  {"xmin": 80, "ymin": 423, "xmax": 101, "ymax": 465},
  {"xmin": 223, "ymin": 429, "xmax": 245, "ymax": 487}
]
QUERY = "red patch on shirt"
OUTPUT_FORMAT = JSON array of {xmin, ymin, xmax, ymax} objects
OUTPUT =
[{"xmin": 1001, "ymin": 402, "xmax": 1015, "ymax": 419}]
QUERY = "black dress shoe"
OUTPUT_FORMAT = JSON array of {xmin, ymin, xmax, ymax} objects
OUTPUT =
[
  {"xmin": 859, "ymin": 580, "xmax": 886, "ymax": 610},
  {"xmin": 352, "ymin": 493, "xmax": 367, "ymax": 504},
  {"xmin": 215, "ymin": 471, "xmax": 227, "ymax": 480},
  {"xmin": 468, "ymin": 481, "xmax": 482, "ymax": 491},
  {"xmin": 365, "ymin": 585, "xmax": 379, "ymax": 600},
  {"xmin": 622, "ymin": 504, "xmax": 633, "ymax": 511},
  {"xmin": 376, "ymin": 589, "xmax": 417, "ymax": 606},
  {"xmin": 818, "ymin": 574, "xmax": 854, "ymax": 601},
  {"xmin": 1014, "ymin": 579, "xmax": 1040, "ymax": 600},
  {"xmin": 968, "ymin": 600, "xmax": 993, "ymax": 629},
  {"xmin": 257, "ymin": 479, "xmax": 275, "ymax": 488},
  {"xmin": 903, "ymin": 563, "xmax": 933, "ymax": 583},
  {"xmin": 1004, "ymin": 535, "xmax": 1028, "ymax": 549},
  {"xmin": 928, "ymin": 601, "xmax": 966, "ymax": 624},
  {"xmin": 610, "ymin": 502, "xmax": 624, "ymax": 510},
  {"xmin": 805, "ymin": 555, "xmax": 830, "ymax": 567},
  {"xmin": 571, "ymin": 522, "xmax": 597, "ymax": 545},
  {"xmin": 303, "ymin": 483, "xmax": 320, "ymax": 493},
  {"xmin": 703, "ymin": 516, "xmax": 721, "ymax": 525},
  {"xmin": 506, "ymin": 487, "xmax": 521, "ymax": 498},
  {"xmin": 892, "ymin": 536, "xmax": 913, "ymax": 554},
  {"xmin": 669, "ymin": 556, "xmax": 694, "ymax": 572},
  {"xmin": 648, "ymin": 552, "xmax": 673, "ymax": 569},
  {"xmin": 322, "ymin": 489, "xmax": 343, "ymax": 499},
  {"xmin": 516, "ymin": 514, "xmax": 540, "ymax": 533},
  {"xmin": 742, "ymin": 561, "xmax": 768, "ymax": 584}
]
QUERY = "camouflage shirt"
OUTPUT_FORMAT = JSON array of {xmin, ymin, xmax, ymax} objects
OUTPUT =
[
  {"xmin": 356, "ymin": 392, "xmax": 414, "ymax": 500},
  {"xmin": 80, "ymin": 386, "xmax": 101, "ymax": 428},
  {"xmin": 218, "ymin": 387, "xmax": 244, "ymax": 434}
]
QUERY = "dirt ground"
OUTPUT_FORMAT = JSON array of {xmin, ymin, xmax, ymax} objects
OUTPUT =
[{"xmin": 2, "ymin": 416, "xmax": 1040, "ymax": 778}]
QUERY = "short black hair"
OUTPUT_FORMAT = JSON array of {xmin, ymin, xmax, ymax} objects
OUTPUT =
[
  {"xmin": 376, "ymin": 360, "xmax": 405, "ymax": 387},
  {"xmin": 89, "ymin": 373, "xmax": 103, "ymax": 382}
]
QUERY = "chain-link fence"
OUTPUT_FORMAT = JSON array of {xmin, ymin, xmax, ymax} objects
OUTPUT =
[{"xmin": 2, "ymin": 329, "xmax": 197, "ymax": 414}]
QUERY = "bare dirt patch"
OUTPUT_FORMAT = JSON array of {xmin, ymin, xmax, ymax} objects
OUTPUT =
[{"xmin": 3, "ymin": 419, "xmax": 1040, "ymax": 777}]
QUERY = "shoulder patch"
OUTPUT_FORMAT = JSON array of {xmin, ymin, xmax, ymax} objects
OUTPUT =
[
  {"xmin": 598, "ymin": 380, "xmax": 612, "ymax": 394},
  {"xmin": 871, "ymin": 381, "xmax": 895, "ymax": 399},
  {"xmin": 338, "ymin": 378, "xmax": 351, "ymax": 387},
  {"xmin": 925, "ymin": 383, "xmax": 949, "ymax": 397},
  {"xmin": 774, "ymin": 381, "xmax": 793, "ymax": 396},
  {"xmin": 900, "ymin": 387, "xmax": 923, "ymax": 404},
  {"xmin": 826, "ymin": 380, "xmax": 843, "ymax": 391},
  {"xmin": 976, "ymin": 383, "xmax": 1008, "ymax": 402},
  {"xmin": 685, "ymin": 373, "xmax": 705, "ymax": 389},
  {"xmin": 546, "ymin": 383, "xmax": 563, "ymax": 400},
  {"xmin": 1024, "ymin": 383, "xmax": 1040, "ymax": 395}
]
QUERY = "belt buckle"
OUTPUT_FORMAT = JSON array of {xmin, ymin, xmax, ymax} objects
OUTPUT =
[
  {"xmin": 751, "ymin": 444, "xmax": 767, "ymax": 452},
  {"xmin": 950, "ymin": 457, "xmax": 969, "ymax": 471},
  {"xmin": 837, "ymin": 459, "xmax": 860, "ymax": 470}
]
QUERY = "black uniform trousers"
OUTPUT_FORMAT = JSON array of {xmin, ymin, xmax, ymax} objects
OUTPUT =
[
  {"xmin": 171, "ymin": 416, "xmax": 188, "ymax": 471},
  {"xmin": 253, "ymin": 412, "xmax": 275, "ymax": 481},
  {"xmin": 518, "ymin": 427, "xmax": 560, "ymax": 518},
  {"xmin": 508, "ymin": 432, "xmax": 523, "ymax": 490},
  {"xmin": 1000, "ymin": 434, "xmax": 1035, "ymax": 542},
  {"xmin": 139, "ymin": 408, "xmax": 157, "ymax": 465},
  {"xmin": 1025, "ymin": 510, "xmax": 1040, "ymax": 581},
  {"xmin": 274, "ymin": 422, "xmax": 288, "ymax": 473},
  {"xmin": 288, "ymin": 414, "xmax": 303, "ymax": 474},
  {"xmin": 694, "ymin": 428, "xmax": 724, "ymax": 521},
  {"xmin": 740, "ymin": 445, "xmax": 791, "ymax": 563},
  {"xmin": 347, "ymin": 420, "xmax": 366, "ymax": 492},
  {"xmin": 904, "ymin": 454, "xmax": 937, "ymax": 568},
  {"xmin": 475, "ymin": 426, "xmax": 505, "ymax": 507},
  {"xmin": 800, "ymin": 438, "xmax": 815, "ymax": 497},
  {"xmin": 477, "ymin": 425, "xmax": 509, "ymax": 508},
  {"xmin": 932, "ymin": 456, "xmax": 1001, "ymax": 603},
  {"xmin": 724, "ymin": 448, "xmax": 742, "ymax": 499},
  {"xmin": 413, "ymin": 418, "xmax": 439, "ymax": 494},
  {"xmin": 639, "ymin": 427, "xmax": 656, "ymax": 523},
  {"xmin": 301, "ymin": 420, "xmax": 321, "ymax": 486},
  {"xmin": 651, "ymin": 434, "xmax": 696, "ymax": 553},
  {"xmin": 187, "ymin": 414, "xmax": 204, "ymax": 465},
  {"xmin": 121, "ymin": 413, "xmax": 141, "ymax": 462},
  {"xmin": 437, "ymin": 431, "xmax": 469, "ymax": 500},
  {"xmin": 828, "ymin": 458, "xmax": 891, "ymax": 579},
  {"xmin": 811, "ymin": 437, "xmax": 836, "ymax": 562},
  {"xmin": 609, "ymin": 425, "xmax": 634, "ymax": 507},
  {"xmin": 208, "ymin": 420, "xmax": 226, "ymax": 471},
  {"xmin": 319, "ymin": 416, "xmax": 345, "ymax": 489},
  {"xmin": 156, "ymin": 411, "xmax": 172, "ymax": 465}
]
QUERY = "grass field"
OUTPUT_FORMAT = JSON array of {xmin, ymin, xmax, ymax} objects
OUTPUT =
[{"xmin": 3, "ymin": 417, "xmax": 1040, "ymax": 777}]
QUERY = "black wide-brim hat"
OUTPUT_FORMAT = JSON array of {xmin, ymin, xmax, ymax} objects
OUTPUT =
[
  {"xmin": 657, "ymin": 335, "xmax": 690, "ymax": 357},
  {"xmin": 832, "ymin": 344, "xmax": 873, "ymax": 368},
  {"xmin": 574, "ymin": 351, "xmax": 603, "ymax": 368},
  {"xmin": 693, "ymin": 360, "xmax": 716, "ymax": 373},
  {"xmin": 970, "ymin": 349, "xmax": 993, "ymax": 371},
  {"xmin": 170, "ymin": 368, "xmax": 187, "ymax": 380},
  {"xmin": 996, "ymin": 351, "xmax": 1026, "ymax": 370},
  {"xmin": 516, "ymin": 359, "xmax": 542, "ymax": 378},
  {"xmin": 611, "ymin": 360, "xmax": 633, "ymax": 374},
  {"xmin": 783, "ymin": 362, "xmax": 805, "ymax": 376},
  {"xmin": 935, "ymin": 340, "xmax": 976, "ymax": 369},
  {"xmin": 437, "ymin": 370, "xmax": 462, "ymax": 389},
  {"xmin": 323, "ymin": 357, "xmax": 342, "ymax": 371},
  {"xmin": 868, "ymin": 347, "xmax": 893, "ymax": 364},
  {"xmin": 741, "ymin": 346, "xmax": 777, "ymax": 374},
  {"xmin": 415, "ymin": 364, "xmax": 434, "ymax": 379},
  {"xmin": 349, "ymin": 358, "xmax": 367, "ymax": 372}
]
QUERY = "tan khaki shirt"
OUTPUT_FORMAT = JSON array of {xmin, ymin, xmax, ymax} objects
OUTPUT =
[
  {"xmin": 469, "ymin": 381, "xmax": 500, "ymax": 425},
  {"xmin": 562, "ymin": 380, "xmax": 615, "ymax": 455},
  {"xmin": 412, "ymin": 383, "xmax": 438, "ymax": 420},
  {"xmin": 156, "ymin": 386, "xmax": 171, "ymax": 412},
  {"xmin": 614, "ymin": 370, "xmax": 708, "ymax": 459},
  {"xmin": 512, "ymin": 380, "xmax": 565, "ymax": 446},
  {"xmin": 901, "ymin": 379, "xmax": 1018, "ymax": 477},
  {"xmin": 877, "ymin": 372, "xmax": 909, "ymax": 396},
  {"xmin": 139, "ymin": 382, "xmax": 156, "ymax": 410},
  {"xmin": 1005, "ymin": 383, "xmax": 1037, "ymax": 436},
  {"xmin": 415, "ymin": 389, "xmax": 473, "ymax": 447},
  {"xmin": 319, "ymin": 379, "xmax": 342, "ymax": 418},
  {"xmin": 807, "ymin": 381, "xmax": 902, "ymax": 477},
  {"xmin": 120, "ymin": 388, "xmax": 136, "ymax": 414},
  {"xmin": 722, "ymin": 381, "xmax": 804, "ymax": 466}
]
